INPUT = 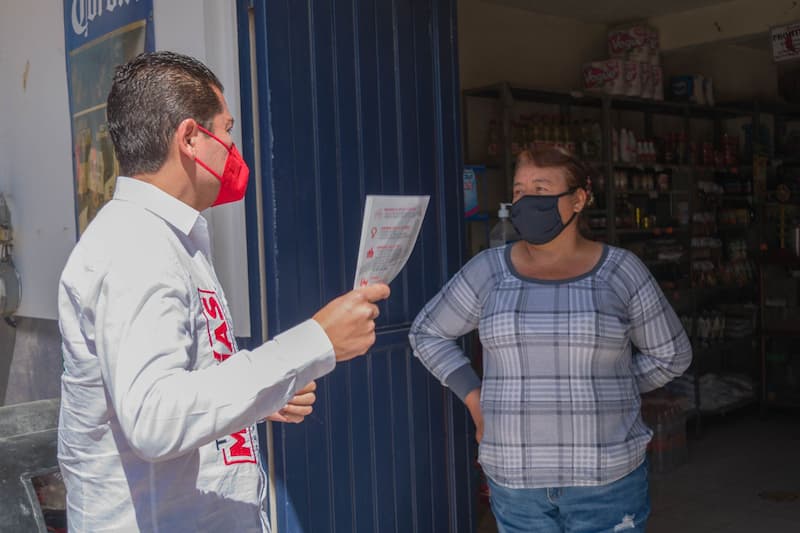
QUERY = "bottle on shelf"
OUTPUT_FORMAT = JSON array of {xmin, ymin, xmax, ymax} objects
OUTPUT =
[{"xmin": 489, "ymin": 203, "xmax": 520, "ymax": 248}]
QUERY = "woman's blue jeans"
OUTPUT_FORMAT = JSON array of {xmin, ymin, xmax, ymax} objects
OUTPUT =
[{"xmin": 486, "ymin": 460, "xmax": 650, "ymax": 533}]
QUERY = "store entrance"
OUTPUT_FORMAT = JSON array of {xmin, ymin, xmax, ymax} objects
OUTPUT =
[{"xmin": 458, "ymin": 1, "xmax": 800, "ymax": 531}]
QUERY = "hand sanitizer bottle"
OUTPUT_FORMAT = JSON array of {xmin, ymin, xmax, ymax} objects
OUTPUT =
[{"xmin": 489, "ymin": 203, "xmax": 520, "ymax": 248}]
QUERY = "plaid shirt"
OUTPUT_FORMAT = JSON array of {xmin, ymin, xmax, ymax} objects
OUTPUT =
[{"xmin": 409, "ymin": 244, "xmax": 691, "ymax": 489}]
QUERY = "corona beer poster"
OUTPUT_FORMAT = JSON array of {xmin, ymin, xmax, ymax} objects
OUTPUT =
[{"xmin": 64, "ymin": 0, "xmax": 154, "ymax": 235}]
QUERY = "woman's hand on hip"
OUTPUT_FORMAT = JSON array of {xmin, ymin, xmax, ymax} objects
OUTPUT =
[{"xmin": 464, "ymin": 388, "xmax": 483, "ymax": 444}]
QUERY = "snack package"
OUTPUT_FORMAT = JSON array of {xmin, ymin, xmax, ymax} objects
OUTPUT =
[
  {"xmin": 640, "ymin": 63, "xmax": 654, "ymax": 99},
  {"xmin": 583, "ymin": 59, "xmax": 625, "ymax": 95},
  {"xmin": 623, "ymin": 61, "xmax": 642, "ymax": 97},
  {"xmin": 609, "ymin": 24, "xmax": 659, "ymax": 63}
]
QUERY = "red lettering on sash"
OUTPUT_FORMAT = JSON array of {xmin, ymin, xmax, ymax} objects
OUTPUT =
[{"xmin": 199, "ymin": 289, "xmax": 255, "ymax": 466}]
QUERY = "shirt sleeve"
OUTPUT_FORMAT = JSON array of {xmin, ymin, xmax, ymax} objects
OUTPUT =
[
  {"xmin": 408, "ymin": 253, "xmax": 492, "ymax": 402},
  {"xmin": 93, "ymin": 262, "xmax": 334, "ymax": 462},
  {"xmin": 627, "ymin": 258, "xmax": 693, "ymax": 393}
]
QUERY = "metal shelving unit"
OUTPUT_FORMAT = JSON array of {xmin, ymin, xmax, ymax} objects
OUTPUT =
[{"xmin": 461, "ymin": 82, "xmax": 800, "ymax": 432}]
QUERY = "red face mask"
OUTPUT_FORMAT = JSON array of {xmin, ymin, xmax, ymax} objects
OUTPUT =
[{"xmin": 195, "ymin": 125, "xmax": 250, "ymax": 206}]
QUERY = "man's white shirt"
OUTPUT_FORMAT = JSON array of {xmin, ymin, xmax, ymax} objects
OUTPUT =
[{"xmin": 58, "ymin": 177, "xmax": 335, "ymax": 532}]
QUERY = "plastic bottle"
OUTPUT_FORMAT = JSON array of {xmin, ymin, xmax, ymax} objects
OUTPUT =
[{"xmin": 489, "ymin": 203, "xmax": 520, "ymax": 247}]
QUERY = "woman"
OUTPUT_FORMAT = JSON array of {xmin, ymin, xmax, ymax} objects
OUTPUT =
[{"xmin": 409, "ymin": 147, "xmax": 691, "ymax": 533}]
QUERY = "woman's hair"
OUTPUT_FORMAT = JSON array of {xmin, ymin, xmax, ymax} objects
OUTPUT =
[
  {"xmin": 515, "ymin": 147, "xmax": 597, "ymax": 235},
  {"xmin": 515, "ymin": 147, "xmax": 595, "ymax": 206}
]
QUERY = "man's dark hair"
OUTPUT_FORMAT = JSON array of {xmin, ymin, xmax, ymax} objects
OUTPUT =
[{"xmin": 106, "ymin": 51, "xmax": 224, "ymax": 176}]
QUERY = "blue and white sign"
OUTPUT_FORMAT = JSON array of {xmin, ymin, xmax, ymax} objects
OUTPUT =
[{"xmin": 63, "ymin": 0, "xmax": 154, "ymax": 235}]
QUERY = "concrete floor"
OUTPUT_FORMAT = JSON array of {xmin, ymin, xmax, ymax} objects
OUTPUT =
[{"xmin": 476, "ymin": 411, "xmax": 800, "ymax": 532}]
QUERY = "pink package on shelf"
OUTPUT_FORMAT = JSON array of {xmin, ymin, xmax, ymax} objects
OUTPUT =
[
  {"xmin": 640, "ymin": 63, "xmax": 654, "ymax": 99},
  {"xmin": 609, "ymin": 25, "xmax": 650, "ymax": 60},
  {"xmin": 652, "ymin": 65, "xmax": 664, "ymax": 101},
  {"xmin": 583, "ymin": 59, "xmax": 625, "ymax": 95},
  {"xmin": 623, "ymin": 61, "xmax": 642, "ymax": 97},
  {"xmin": 583, "ymin": 62, "xmax": 606, "ymax": 91}
]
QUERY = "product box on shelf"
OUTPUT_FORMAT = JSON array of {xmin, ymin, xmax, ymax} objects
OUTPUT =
[
  {"xmin": 583, "ymin": 59, "xmax": 661, "ymax": 100},
  {"xmin": 640, "ymin": 63, "xmax": 654, "ymax": 99},
  {"xmin": 652, "ymin": 65, "xmax": 664, "ymax": 100},
  {"xmin": 669, "ymin": 74, "xmax": 714, "ymax": 104},
  {"xmin": 669, "ymin": 75, "xmax": 694, "ymax": 101},
  {"xmin": 608, "ymin": 24, "xmax": 660, "ymax": 64},
  {"xmin": 623, "ymin": 61, "xmax": 642, "ymax": 97},
  {"xmin": 463, "ymin": 166, "xmax": 481, "ymax": 219},
  {"xmin": 582, "ymin": 59, "xmax": 624, "ymax": 94}
]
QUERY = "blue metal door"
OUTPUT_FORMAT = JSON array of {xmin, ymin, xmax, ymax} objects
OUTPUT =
[{"xmin": 235, "ymin": 1, "xmax": 474, "ymax": 532}]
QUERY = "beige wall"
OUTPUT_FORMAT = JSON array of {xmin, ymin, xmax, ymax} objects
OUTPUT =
[
  {"xmin": 651, "ymin": 0, "xmax": 800, "ymax": 102},
  {"xmin": 459, "ymin": 0, "xmax": 797, "ymax": 101},
  {"xmin": 650, "ymin": 0, "xmax": 800, "ymax": 52},
  {"xmin": 458, "ymin": 0, "xmax": 607, "ymax": 91},
  {"xmin": 662, "ymin": 43, "xmax": 780, "ymax": 102}
]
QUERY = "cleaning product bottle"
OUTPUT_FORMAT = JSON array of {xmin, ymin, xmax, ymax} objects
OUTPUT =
[{"xmin": 489, "ymin": 203, "xmax": 519, "ymax": 248}]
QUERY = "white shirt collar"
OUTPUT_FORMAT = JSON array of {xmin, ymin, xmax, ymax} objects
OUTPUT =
[{"xmin": 113, "ymin": 177, "xmax": 201, "ymax": 236}]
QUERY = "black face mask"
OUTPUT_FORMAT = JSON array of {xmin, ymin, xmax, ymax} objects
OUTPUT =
[{"xmin": 510, "ymin": 189, "xmax": 577, "ymax": 245}]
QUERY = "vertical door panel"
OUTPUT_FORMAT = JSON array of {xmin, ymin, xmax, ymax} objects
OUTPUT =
[{"xmin": 237, "ymin": 1, "xmax": 472, "ymax": 531}]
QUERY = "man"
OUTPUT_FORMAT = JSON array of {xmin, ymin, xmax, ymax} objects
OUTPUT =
[{"xmin": 57, "ymin": 51, "xmax": 390, "ymax": 532}]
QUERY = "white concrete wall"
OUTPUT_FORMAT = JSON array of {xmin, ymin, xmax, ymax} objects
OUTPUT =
[
  {"xmin": 662, "ymin": 43, "xmax": 780, "ymax": 102},
  {"xmin": 0, "ymin": 3, "xmax": 76, "ymax": 320},
  {"xmin": 0, "ymin": 0, "xmax": 250, "ymax": 333},
  {"xmin": 154, "ymin": 0, "xmax": 251, "ymax": 338},
  {"xmin": 0, "ymin": 0, "xmax": 252, "ymax": 405}
]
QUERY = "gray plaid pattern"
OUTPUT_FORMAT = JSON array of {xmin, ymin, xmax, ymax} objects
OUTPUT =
[{"xmin": 409, "ymin": 244, "xmax": 691, "ymax": 488}]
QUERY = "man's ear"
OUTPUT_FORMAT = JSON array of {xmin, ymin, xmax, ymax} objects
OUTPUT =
[{"xmin": 176, "ymin": 118, "xmax": 199, "ymax": 159}]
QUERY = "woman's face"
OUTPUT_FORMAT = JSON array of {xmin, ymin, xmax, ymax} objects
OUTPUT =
[{"xmin": 512, "ymin": 164, "xmax": 580, "ymax": 224}]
